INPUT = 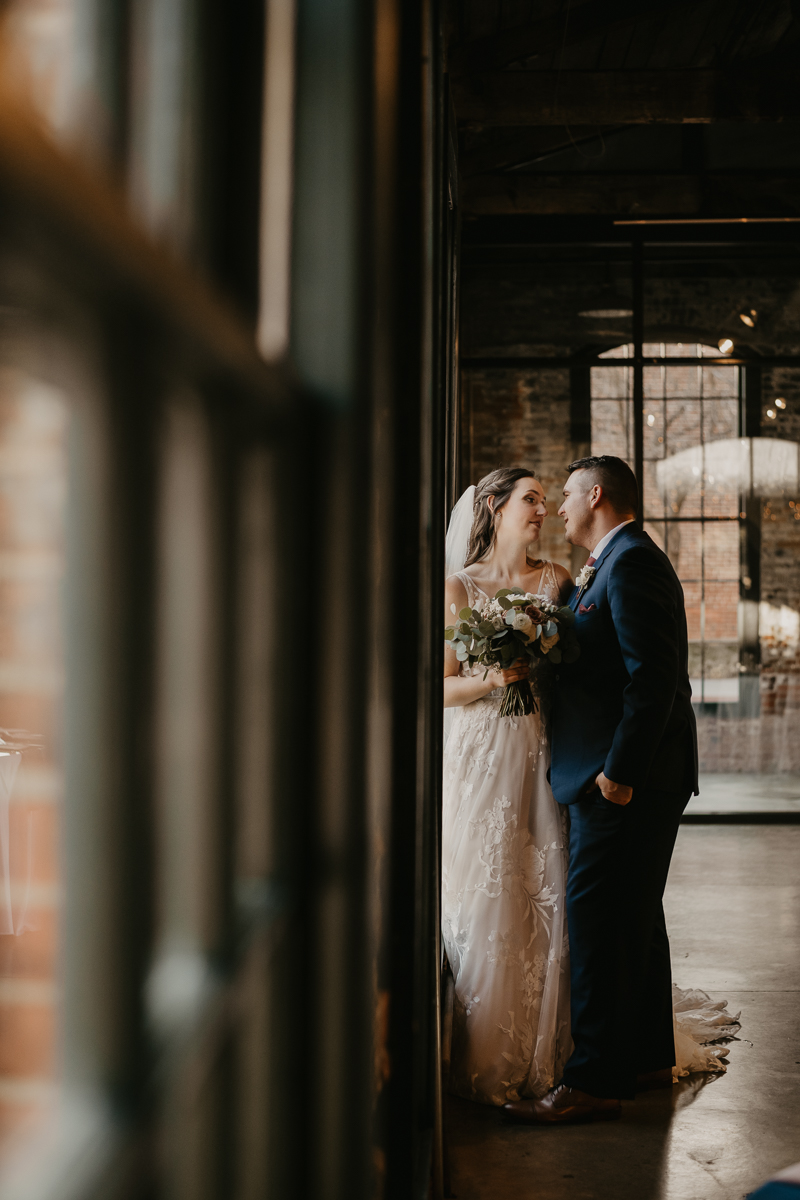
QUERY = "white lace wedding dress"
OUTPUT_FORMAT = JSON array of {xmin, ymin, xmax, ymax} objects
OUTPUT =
[
  {"xmin": 442, "ymin": 564, "xmax": 571, "ymax": 1105},
  {"xmin": 441, "ymin": 563, "xmax": 739, "ymax": 1108}
]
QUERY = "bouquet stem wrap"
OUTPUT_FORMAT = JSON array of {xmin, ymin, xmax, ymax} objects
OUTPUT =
[{"xmin": 498, "ymin": 677, "xmax": 536, "ymax": 718}]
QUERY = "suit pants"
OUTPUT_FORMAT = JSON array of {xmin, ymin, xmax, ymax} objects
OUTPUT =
[{"xmin": 560, "ymin": 785, "xmax": 690, "ymax": 1100}]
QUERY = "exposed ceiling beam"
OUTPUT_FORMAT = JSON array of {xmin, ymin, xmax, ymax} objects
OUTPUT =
[
  {"xmin": 461, "ymin": 355, "xmax": 800, "ymax": 368},
  {"xmin": 459, "ymin": 126, "xmax": 623, "ymax": 178},
  {"xmin": 449, "ymin": 0, "xmax": 683, "ymax": 74},
  {"xmin": 460, "ymin": 214, "xmax": 800, "ymax": 247},
  {"xmin": 451, "ymin": 69, "xmax": 800, "ymax": 125},
  {"xmin": 461, "ymin": 172, "xmax": 800, "ymax": 217}
]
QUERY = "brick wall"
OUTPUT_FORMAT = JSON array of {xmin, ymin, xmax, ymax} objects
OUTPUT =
[{"xmin": 460, "ymin": 364, "xmax": 575, "ymax": 572}]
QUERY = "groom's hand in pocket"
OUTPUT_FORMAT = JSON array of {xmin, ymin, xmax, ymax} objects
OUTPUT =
[{"xmin": 595, "ymin": 772, "xmax": 633, "ymax": 806}]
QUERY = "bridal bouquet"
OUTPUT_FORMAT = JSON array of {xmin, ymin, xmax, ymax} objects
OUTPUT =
[{"xmin": 445, "ymin": 589, "xmax": 579, "ymax": 717}]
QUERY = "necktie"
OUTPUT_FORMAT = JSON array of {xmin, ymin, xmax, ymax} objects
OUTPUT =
[{"xmin": 586, "ymin": 556, "xmax": 596, "ymax": 567}]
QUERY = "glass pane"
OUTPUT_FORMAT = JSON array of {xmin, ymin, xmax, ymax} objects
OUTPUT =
[
  {"xmin": 590, "ymin": 396, "xmax": 633, "ymax": 465},
  {"xmin": 643, "ymin": 520, "xmax": 665, "ymax": 552},
  {"xmin": 644, "ymin": 350, "xmax": 740, "ymax": 524},
  {"xmin": 0, "ymin": 371, "xmax": 67, "ymax": 1145},
  {"xmin": 659, "ymin": 400, "xmax": 704, "ymax": 517},
  {"xmin": 703, "ymin": 523, "xmax": 740, "ymax": 583},
  {"xmin": 591, "ymin": 346, "xmax": 633, "ymax": 468},
  {"xmin": 704, "ymin": 580, "xmax": 739, "ymax": 637}
]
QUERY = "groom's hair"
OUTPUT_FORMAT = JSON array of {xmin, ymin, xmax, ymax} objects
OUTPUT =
[{"xmin": 567, "ymin": 455, "xmax": 638, "ymax": 515}]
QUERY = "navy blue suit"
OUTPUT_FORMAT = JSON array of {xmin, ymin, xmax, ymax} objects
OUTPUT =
[
  {"xmin": 551, "ymin": 524, "xmax": 698, "ymax": 1099},
  {"xmin": 748, "ymin": 1187, "xmax": 800, "ymax": 1200}
]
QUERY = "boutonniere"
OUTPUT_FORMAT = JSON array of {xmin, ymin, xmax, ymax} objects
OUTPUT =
[{"xmin": 575, "ymin": 564, "xmax": 596, "ymax": 594}]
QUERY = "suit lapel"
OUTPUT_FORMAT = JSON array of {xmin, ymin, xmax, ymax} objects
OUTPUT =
[{"xmin": 571, "ymin": 524, "xmax": 642, "ymax": 609}]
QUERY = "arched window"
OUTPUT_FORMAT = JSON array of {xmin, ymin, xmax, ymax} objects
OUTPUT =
[{"xmin": 592, "ymin": 343, "xmax": 800, "ymax": 779}]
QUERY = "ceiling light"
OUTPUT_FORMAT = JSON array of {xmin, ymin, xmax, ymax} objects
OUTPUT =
[
  {"xmin": 775, "ymin": 398, "xmax": 786, "ymax": 410},
  {"xmin": 578, "ymin": 309, "xmax": 633, "ymax": 318},
  {"xmin": 647, "ymin": 414, "xmax": 655, "ymax": 426},
  {"xmin": 767, "ymin": 409, "xmax": 777, "ymax": 419},
  {"xmin": 738, "ymin": 309, "xmax": 757, "ymax": 327},
  {"xmin": 718, "ymin": 338, "xmax": 734, "ymax": 354}
]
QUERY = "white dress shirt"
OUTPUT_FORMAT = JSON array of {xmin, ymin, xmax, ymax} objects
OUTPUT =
[{"xmin": 589, "ymin": 518, "xmax": 635, "ymax": 563}]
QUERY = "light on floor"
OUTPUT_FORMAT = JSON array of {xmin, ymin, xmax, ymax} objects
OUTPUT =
[
  {"xmin": 647, "ymin": 413, "xmax": 655, "ymax": 426},
  {"xmin": 739, "ymin": 309, "xmax": 757, "ymax": 327},
  {"xmin": 776, "ymin": 397, "xmax": 787, "ymax": 409},
  {"xmin": 767, "ymin": 409, "xmax": 777, "ymax": 419},
  {"xmin": 577, "ymin": 308, "xmax": 633, "ymax": 318},
  {"xmin": 718, "ymin": 337, "xmax": 734, "ymax": 353}
]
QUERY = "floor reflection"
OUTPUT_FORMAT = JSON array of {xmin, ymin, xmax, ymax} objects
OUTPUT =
[
  {"xmin": 445, "ymin": 825, "xmax": 800, "ymax": 1200},
  {"xmin": 687, "ymin": 773, "xmax": 800, "ymax": 815}
]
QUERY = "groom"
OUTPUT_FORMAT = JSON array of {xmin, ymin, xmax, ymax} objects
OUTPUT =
[{"xmin": 504, "ymin": 454, "xmax": 698, "ymax": 1124}]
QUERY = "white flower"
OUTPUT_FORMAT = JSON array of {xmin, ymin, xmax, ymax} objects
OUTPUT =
[
  {"xmin": 481, "ymin": 598, "xmax": 508, "ymax": 630},
  {"xmin": 575, "ymin": 564, "xmax": 596, "ymax": 590},
  {"xmin": 506, "ymin": 610, "xmax": 535, "ymax": 639}
]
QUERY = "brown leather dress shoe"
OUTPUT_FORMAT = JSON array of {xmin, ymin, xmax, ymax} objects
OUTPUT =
[{"xmin": 502, "ymin": 1084, "xmax": 621, "ymax": 1125}]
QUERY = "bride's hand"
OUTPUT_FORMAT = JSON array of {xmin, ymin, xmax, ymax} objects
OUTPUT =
[{"xmin": 496, "ymin": 661, "xmax": 529, "ymax": 686}]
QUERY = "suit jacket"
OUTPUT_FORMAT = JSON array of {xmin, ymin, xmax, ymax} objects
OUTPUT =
[{"xmin": 550, "ymin": 524, "xmax": 699, "ymax": 806}]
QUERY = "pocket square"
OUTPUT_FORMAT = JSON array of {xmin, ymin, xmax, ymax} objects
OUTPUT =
[{"xmin": 578, "ymin": 603, "xmax": 596, "ymax": 613}]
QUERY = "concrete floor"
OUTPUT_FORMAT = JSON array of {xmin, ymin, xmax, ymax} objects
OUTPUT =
[
  {"xmin": 444, "ymin": 825, "xmax": 800, "ymax": 1200},
  {"xmin": 687, "ymin": 775, "xmax": 800, "ymax": 816}
]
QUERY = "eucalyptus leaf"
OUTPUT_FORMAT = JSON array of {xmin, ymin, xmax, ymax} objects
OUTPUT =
[
  {"xmin": 478, "ymin": 621, "xmax": 496, "ymax": 636},
  {"xmin": 498, "ymin": 595, "xmax": 514, "ymax": 610},
  {"xmin": 495, "ymin": 588, "xmax": 511, "ymax": 598},
  {"xmin": 444, "ymin": 628, "xmax": 455, "ymax": 640},
  {"xmin": 459, "ymin": 607, "xmax": 473, "ymax": 621},
  {"xmin": 455, "ymin": 643, "xmax": 468, "ymax": 661}
]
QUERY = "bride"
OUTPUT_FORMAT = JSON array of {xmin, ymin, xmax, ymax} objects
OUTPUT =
[
  {"xmin": 442, "ymin": 467, "xmax": 738, "ymax": 1107},
  {"xmin": 442, "ymin": 467, "xmax": 572, "ymax": 1105}
]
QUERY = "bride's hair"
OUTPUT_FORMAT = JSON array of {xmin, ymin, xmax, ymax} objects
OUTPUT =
[{"xmin": 464, "ymin": 466, "xmax": 540, "ymax": 566}]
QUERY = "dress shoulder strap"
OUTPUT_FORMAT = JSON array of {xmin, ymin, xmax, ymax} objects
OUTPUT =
[
  {"xmin": 454, "ymin": 570, "xmax": 481, "ymax": 609},
  {"xmin": 540, "ymin": 560, "xmax": 561, "ymax": 604}
]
